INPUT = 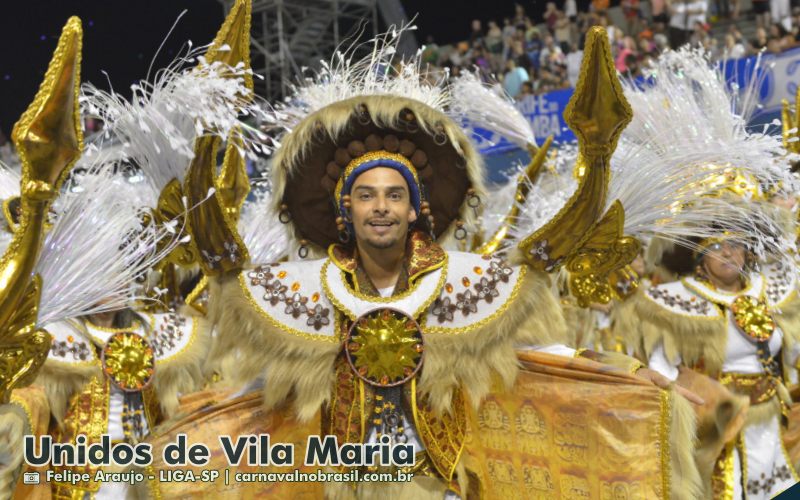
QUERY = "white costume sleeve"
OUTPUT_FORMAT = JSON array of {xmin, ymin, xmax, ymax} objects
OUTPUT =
[{"xmin": 648, "ymin": 342, "xmax": 681, "ymax": 381}]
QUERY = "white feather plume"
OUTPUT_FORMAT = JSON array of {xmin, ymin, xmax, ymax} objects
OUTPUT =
[
  {"xmin": 239, "ymin": 189, "xmax": 290, "ymax": 265},
  {"xmin": 81, "ymin": 48, "xmax": 270, "ymax": 206},
  {"xmin": 261, "ymin": 23, "xmax": 447, "ymax": 145},
  {"xmin": 449, "ymin": 71, "xmax": 536, "ymax": 150},
  {"xmin": 610, "ymin": 47, "xmax": 795, "ymax": 259}
]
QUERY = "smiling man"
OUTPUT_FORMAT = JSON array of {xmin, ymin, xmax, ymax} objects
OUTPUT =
[{"xmin": 347, "ymin": 166, "xmax": 417, "ymax": 291}]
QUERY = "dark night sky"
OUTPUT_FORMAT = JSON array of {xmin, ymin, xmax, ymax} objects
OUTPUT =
[{"xmin": 0, "ymin": 0, "xmax": 538, "ymax": 137}]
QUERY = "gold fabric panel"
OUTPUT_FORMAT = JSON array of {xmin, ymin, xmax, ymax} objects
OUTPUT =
[
  {"xmin": 146, "ymin": 389, "xmax": 322, "ymax": 499},
  {"xmin": 52, "ymin": 376, "xmax": 110, "ymax": 495},
  {"xmin": 462, "ymin": 351, "xmax": 669, "ymax": 499},
  {"xmin": 10, "ymin": 386, "xmax": 51, "ymax": 500}
]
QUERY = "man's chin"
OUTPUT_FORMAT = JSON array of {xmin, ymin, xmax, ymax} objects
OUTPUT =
[{"xmin": 362, "ymin": 235, "xmax": 401, "ymax": 250}]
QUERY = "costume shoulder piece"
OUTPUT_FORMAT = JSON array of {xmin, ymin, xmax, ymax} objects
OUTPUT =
[
  {"xmin": 634, "ymin": 280, "xmax": 728, "ymax": 373},
  {"xmin": 642, "ymin": 280, "xmax": 722, "ymax": 319},
  {"xmin": 45, "ymin": 320, "xmax": 99, "ymax": 367},
  {"xmin": 763, "ymin": 260, "xmax": 800, "ymax": 345},
  {"xmin": 418, "ymin": 251, "xmax": 567, "ymax": 413},
  {"xmin": 147, "ymin": 312, "xmax": 208, "ymax": 364},
  {"xmin": 238, "ymin": 258, "xmax": 337, "ymax": 338},
  {"xmin": 763, "ymin": 260, "xmax": 797, "ymax": 308},
  {"xmin": 422, "ymin": 251, "xmax": 525, "ymax": 334}
]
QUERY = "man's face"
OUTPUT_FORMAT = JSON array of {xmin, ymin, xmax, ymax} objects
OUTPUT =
[
  {"xmin": 350, "ymin": 167, "xmax": 417, "ymax": 250},
  {"xmin": 701, "ymin": 241, "xmax": 746, "ymax": 284}
]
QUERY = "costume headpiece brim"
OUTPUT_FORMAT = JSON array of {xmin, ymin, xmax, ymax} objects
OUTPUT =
[{"xmin": 272, "ymin": 94, "xmax": 485, "ymax": 253}]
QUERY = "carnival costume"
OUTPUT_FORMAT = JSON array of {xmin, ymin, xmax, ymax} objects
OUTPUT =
[
  {"xmin": 609, "ymin": 47, "xmax": 800, "ymax": 499},
  {"xmin": 123, "ymin": 1, "xmax": 716, "ymax": 496},
  {"xmin": 0, "ymin": 13, "xmax": 267, "ymax": 498}
]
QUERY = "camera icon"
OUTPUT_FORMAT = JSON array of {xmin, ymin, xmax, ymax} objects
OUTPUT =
[{"xmin": 23, "ymin": 472, "xmax": 40, "ymax": 485}]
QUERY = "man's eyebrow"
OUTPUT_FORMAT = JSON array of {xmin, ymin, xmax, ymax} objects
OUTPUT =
[{"xmin": 352, "ymin": 185, "xmax": 408, "ymax": 192}]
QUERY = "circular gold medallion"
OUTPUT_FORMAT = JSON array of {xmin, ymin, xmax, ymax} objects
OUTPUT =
[
  {"xmin": 345, "ymin": 308, "xmax": 424, "ymax": 387},
  {"xmin": 101, "ymin": 332, "xmax": 155, "ymax": 391},
  {"xmin": 731, "ymin": 295, "xmax": 775, "ymax": 343}
]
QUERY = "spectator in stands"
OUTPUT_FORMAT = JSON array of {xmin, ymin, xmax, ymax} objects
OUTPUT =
[
  {"xmin": 513, "ymin": 3, "xmax": 527, "ymax": 25},
  {"xmin": 772, "ymin": 0, "xmax": 793, "ymax": 31},
  {"xmin": 753, "ymin": 0, "xmax": 771, "ymax": 28},
  {"xmin": 518, "ymin": 81, "xmax": 535, "ymax": 100},
  {"xmin": 565, "ymin": 42, "xmax": 583, "ymax": 87},
  {"xmin": 469, "ymin": 19, "xmax": 484, "ymax": 46},
  {"xmin": 723, "ymin": 32, "xmax": 746, "ymax": 57},
  {"xmin": 652, "ymin": 0, "xmax": 670, "ymax": 30},
  {"xmin": 540, "ymin": 34, "xmax": 565, "ymax": 71},
  {"xmin": 525, "ymin": 27, "xmax": 544, "ymax": 70},
  {"xmin": 768, "ymin": 21, "xmax": 796, "ymax": 49},
  {"xmin": 592, "ymin": 0, "xmax": 611, "ymax": 13},
  {"xmin": 503, "ymin": 58, "xmax": 530, "ymax": 98},
  {"xmin": 751, "ymin": 26, "xmax": 769, "ymax": 50},
  {"xmin": 422, "ymin": 37, "xmax": 439, "ymax": 66},
  {"xmin": 622, "ymin": 0, "xmax": 642, "ymax": 34},
  {"xmin": 565, "ymin": 0, "xmax": 578, "ymax": 22},
  {"xmin": 623, "ymin": 53, "xmax": 642, "ymax": 77},
  {"xmin": 668, "ymin": 0, "xmax": 708, "ymax": 48},
  {"xmin": 690, "ymin": 20, "xmax": 711, "ymax": 46},
  {"xmin": 485, "ymin": 20, "xmax": 504, "ymax": 55},
  {"xmin": 555, "ymin": 11, "xmax": 573, "ymax": 45},
  {"xmin": 615, "ymin": 36, "xmax": 638, "ymax": 71},
  {"xmin": 544, "ymin": 2, "xmax": 560, "ymax": 34}
]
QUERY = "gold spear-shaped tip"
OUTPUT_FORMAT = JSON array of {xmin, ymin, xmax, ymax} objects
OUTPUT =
[
  {"xmin": 204, "ymin": 0, "xmax": 252, "ymax": 92},
  {"xmin": 782, "ymin": 99, "xmax": 795, "ymax": 152},
  {"xmin": 12, "ymin": 16, "xmax": 83, "ymax": 196},
  {"xmin": 217, "ymin": 130, "xmax": 250, "ymax": 219},
  {"xmin": 563, "ymin": 26, "xmax": 632, "ymax": 155}
]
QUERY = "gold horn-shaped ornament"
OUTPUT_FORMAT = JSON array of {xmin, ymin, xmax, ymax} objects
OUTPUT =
[
  {"xmin": 216, "ymin": 130, "xmax": 250, "ymax": 222},
  {"xmin": 518, "ymin": 27, "xmax": 631, "ymax": 271},
  {"xmin": 185, "ymin": 135, "xmax": 249, "ymax": 275},
  {"xmin": 185, "ymin": 0, "xmax": 253, "ymax": 276},
  {"xmin": 206, "ymin": 0, "xmax": 253, "ymax": 92},
  {"xmin": 0, "ymin": 17, "xmax": 84, "ymax": 403},
  {"xmin": 565, "ymin": 201, "xmax": 641, "ymax": 306},
  {"xmin": 477, "ymin": 136, "xmax": 553, "ymax": 255},
  {"xmin": 783, "ymin": 85, "xmax": 800, "ymax": 159}
]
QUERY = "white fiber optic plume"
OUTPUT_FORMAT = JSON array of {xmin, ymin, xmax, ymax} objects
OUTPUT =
[
  {"xmin": 504, "ymin": 144, "xmax": 579, "ymax": 249},
  {"xmin": 36, "ymin": 164, "xmax": 182, "ymax": 326},
  {"xmin": 81, "ymin": 47, "xmax": 271, "ymax": 207},
  {"xmin": 449, "ymin": 70, "xmax": 535, "ymax": 150},
  {"xmin": 0, "ymin": 161, "xmax": 19, "ymax": 200},
  {"xmin": 239, "ymin": 189, "xmax": 290, "ymax": 265},
  {"xmin": 259, "ymin": 22, "xmax": 448, "ymax": 143}
]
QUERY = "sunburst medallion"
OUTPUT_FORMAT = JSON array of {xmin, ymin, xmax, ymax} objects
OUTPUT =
[
  {"xmin": 731, "ymin": 295, "xmax": 775, "ymax": 343},
  {"xmin": 345, "ymin": 308, "xmax": 424, "ymax": 387},
  {"xmin": 101, "ymin": 332, "xmax": 155, "ymax": 391}
]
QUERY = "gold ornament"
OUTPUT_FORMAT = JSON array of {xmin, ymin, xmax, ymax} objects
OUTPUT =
[
  {"xmin": 518, "ymin": 27, "xmax": 633, "ymax": 274},
  {"xmin": 0, "ymin": 17, "xmax": 84, "ymax": 403},
  {"xmin": 101, "ymin": 332, "xmax": 155, "ymax": 391},
  {"xmin": 731, "ymin": 295, "xmax": 775, "ymax": 342},
  {"xmin": 345, "ymin": 308, "xmax": 424, "ymax": 387}
]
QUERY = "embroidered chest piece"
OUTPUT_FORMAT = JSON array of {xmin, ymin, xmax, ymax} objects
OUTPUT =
[
  {"xmin": 345, "ymin": 308, "xmax": 424, "ymax": 387},
  {"xmin": 730, "ymin": 295, "xmax": 776, "ymax": 343},
  {"xmin": 100, "ymin": 332, "xmax": 155, "ymax": 391}
]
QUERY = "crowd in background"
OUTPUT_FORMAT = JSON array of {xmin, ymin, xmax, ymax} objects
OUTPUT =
[{"xmin": 420, "ymin": 0, "xmax": 800, "ymax": 99}]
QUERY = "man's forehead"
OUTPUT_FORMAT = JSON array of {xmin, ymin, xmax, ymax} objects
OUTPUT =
[{"xmin": 351, "ymin": 167, "xmax": 410, "ymax": 190}]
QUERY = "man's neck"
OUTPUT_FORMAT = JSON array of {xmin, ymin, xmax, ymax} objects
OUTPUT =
[{"xmin": 356, "ymin": 241, "xmax": 406, "ymax": 290}]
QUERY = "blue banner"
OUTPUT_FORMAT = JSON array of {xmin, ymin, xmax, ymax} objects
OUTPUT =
[{"xmin": 476, "ymin": 47, "xmax": 800, "ymax": 157}]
